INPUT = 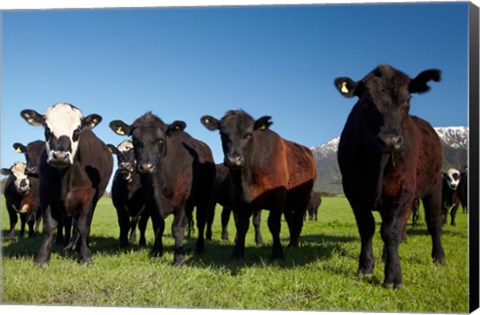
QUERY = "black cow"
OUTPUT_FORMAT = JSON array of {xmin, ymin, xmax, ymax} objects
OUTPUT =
[
  {"xmin": 12, "ymin": 140, "xmax": 46, "ymax": 238},
  {"xmin": 108, "ymin": 140, "xmax": 150, "ymax": 247},
  {"xmin": 2, "ymin": 162, "xmax": 31, "ymax": 239},
  {"xmin": 304, "ymin": 191, "xmax": 322, "ymax": 221},
  {"xmin": 110, "ymin": 112, "xmax": 216, "ymax": 265},
  {"xmin": 201, "ymin": 110, "xmax": 317, "ymax": 260},
  {"xmin": 441, "ymin": 168, "xmax": 461, "ymax": 226},
  {"xmin": 213, "ymin": 163, "xmax": 263, "ymax": 244},
  {"xmin": 21, "ymin": 102, "xmax": 113, "ymax": 265},
  {"xmin": 335, "ymin": 64, "xmax": 445, "ymax": 288}
]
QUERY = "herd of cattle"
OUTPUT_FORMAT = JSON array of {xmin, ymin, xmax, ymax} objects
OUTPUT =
[{"xmin": 1, "ymin": 64, "xmax": 469, "ymax": 288}]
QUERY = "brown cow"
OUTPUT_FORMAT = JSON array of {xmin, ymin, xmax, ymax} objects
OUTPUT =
[
  {"xmin": 201, "ymin": 110, "xmax": 317, "ymax": 259},
  {"xmin": 335, "ymin": 65, "xmax": 445, "ymax": 288}
]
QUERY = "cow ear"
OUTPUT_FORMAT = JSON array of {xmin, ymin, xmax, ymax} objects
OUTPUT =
[
  {"xmin": 409, "ymin": 69, "xmax": 441, "ymax": 94},
  {"xmin": 254, "ymin": 116, "xmax": 273, "ymax": 131},
  {"xmin": 200, "ymin": 115, "xmax": 220, "ymax": 131},
  {"xmin": 106, "ymin": 144, "xmax": 120, "ymax": 155},
  {"xmin": 167, "ymin": 120, "xmax": 187, "ymax": 136},
  {"xmin": 334, "ymin": 77, "xmax": 358, "ymax": 98},
  {"xmin": 109, "ymin": 120, "xmax": 132, "ymax": 136},
  {"xmin": 1, "ymin": 168, "xmax": 12, "ymax": 176},
  {"xmin": 20, "ymin": 109, "xmax": 44, "ymax": 126},
  {"xmin": 83, "ymin": 114, "xmax": 102, "ymax": 129},
  {"xmin": 13, "ymin": 143, "xmax": 27, "ymax": 154}
]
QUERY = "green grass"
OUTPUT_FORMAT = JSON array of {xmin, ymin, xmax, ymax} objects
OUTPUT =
[{"xmin": 1, "ymin": 196, "xmax": 469, "ymax": 312}]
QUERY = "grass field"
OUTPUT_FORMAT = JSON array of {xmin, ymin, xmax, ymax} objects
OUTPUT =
[{"xmin": 1, "ymin": 196, "xmax": 469, "ymax": 313}]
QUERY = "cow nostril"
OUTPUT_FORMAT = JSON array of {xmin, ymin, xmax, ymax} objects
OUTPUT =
[{"xmin": 138, "ymin": 163, "xmax": 155, "ymax": 174}]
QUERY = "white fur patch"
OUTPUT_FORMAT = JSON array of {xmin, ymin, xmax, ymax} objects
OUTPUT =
[
  {"xmin": 446, "ymin": 168, "xmax": 461, "ymax": 190},
  {"xmin": 11, "ymin": 162, "xmax": 30, "ymax": 192},
  {"xmin": 44, "ymin": 103, "xmax": 83, "ymax": 164},
  {"xmin": 118, "ymin": 140, "xmax": 134, "ymax": 153}
]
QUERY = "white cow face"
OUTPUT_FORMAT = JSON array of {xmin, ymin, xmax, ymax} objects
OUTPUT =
[
  {"xmin": 20, "ymin": 103, "xmax": 102, "ymax": 168},
  {"xmin": 445, "ymin": 168, "xmax": 461, "ymax": 190},
  {"xmin": 1, "ymin": 162, "xmax": 30, "ymax": 195}
]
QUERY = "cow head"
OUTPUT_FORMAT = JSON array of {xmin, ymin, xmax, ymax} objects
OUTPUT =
[
  {"xmin": 444, "ymin": 168, "xmax": 461, "ymax": 191},
  {"xmin": 13, "ymin": 140, "xmax": 45, "ymax": 175},
  {"xmin": 1, "ymin": 162, "xmax": 30, "ymax": 195},
  {"xmin": 109, "ymin": 112, "xmax": 186, "ymax": 175},
  {"xmin": 334, "ymin": 64, "xmax": 441, "ymax": 154},
  {"xmin": 108, "ymin": 140, "xmax": 136, "ymax": 181},
  {"xmin": 201, "ymin": 110, "xmax": 272, "ymax": 168},
  {"xmin": 20, "ymin": 103, "xmax": 102, "ymax": 168}
]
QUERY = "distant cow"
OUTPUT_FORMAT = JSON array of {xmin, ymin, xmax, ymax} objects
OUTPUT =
[
  {"xmin": 441, "ymin": 168, "xmax": 461, "ymax": 226},
  {"xmin": 2, "ymin": 162, "xmax": 32, "ymax": 239},
  {"xmin": 12, "ymin": 140, "xmax": 46, "ymax": 238},
  {"xmin": 213, "ymin": 163, "xmax": 263, "ymax": 244},
  {"xmin": 110, "ymin": 112, "xmax": 216, "ymax": 265},
  {"xmin": 21, "ymin": 102, "xmax": 113, "ymax": 265},
  {"xmin": 335, "ymin": 64, "xmax": 445, "ymax": 288},
  {"xmin": 304, "ymin": 191, "xmax": 322, "ymax": 221},
  {"xmin": 108, "ymin": 140, "xmax": 150, "ymax": 247},
  {"xmin": 201, "ymin": 110, "xmax": 317, "ymax": 260}
]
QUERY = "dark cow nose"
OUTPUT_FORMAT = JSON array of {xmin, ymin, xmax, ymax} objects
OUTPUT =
[
  {"xmin": 119, "ymin": 162, "xmax": 131, "ymax": 170},
  {"xmin": 225, "ymin": 155, "xmax": 245, "ymax": 168},
  {"xmin": 138, "ymin": 163, "xmax": 155, "ymax": 174},
  {"xmin": 53, "ymin": 151, "xmax": 69, "ymax": 162},
  {"xmin": 380, "ymin": 135, "xmax": 403, "ymax": 152},
  {"xmin": 20, "ymin": 180, "xmax": 29, "ymax": 188}
]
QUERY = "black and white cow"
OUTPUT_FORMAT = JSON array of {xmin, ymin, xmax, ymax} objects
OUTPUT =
[
  {"xmin": 20, "ymin": 102, "xmax": 113, "ymax": 265},
  {"xmin": 441, "ymin": 168, "xmax": 461, "ymax": 226},
  {"xmin": 108, "ymin": 140, "xmax": 150, "ymax": 247},
  {"xmin": 2, "ymin": 162, "xmax": 31, "ymax": 239}
]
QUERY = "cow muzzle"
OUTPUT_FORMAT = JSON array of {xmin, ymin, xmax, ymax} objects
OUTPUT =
[
  {"xmin": 17, "ymin": 179, "xmax": 30, "ymax": 195},
  {"xmin": 49, "ymin": 151, "xmax": 72, "ymax": 168},
  {"xmin": 137, "ymin": 163, "xmax": 156, "ymax": 175},
  {"xmin": 378, "ymin": 134, "xmax": 403, "ymax": 153},
  {"xmin": 25, "ymin": 165, "xmax": 38, "ymax": 175},
  {"xmin": 224, "ymin": 155, "xmax": 245, "ymax": 168}
]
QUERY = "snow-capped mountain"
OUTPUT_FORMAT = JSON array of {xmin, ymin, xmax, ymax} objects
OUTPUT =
[
  {"xmin": 311, "ymin": 126, "xmax": 469, "ymax": 194},
  {"xmin": 311, "ymin": 126, "xmax": 469, "ymax": 157}
]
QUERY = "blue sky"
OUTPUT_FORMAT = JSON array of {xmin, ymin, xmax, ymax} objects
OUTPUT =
[{"xmin": 1, "ymin": 2, "xmax": 469, "ymax": 189}]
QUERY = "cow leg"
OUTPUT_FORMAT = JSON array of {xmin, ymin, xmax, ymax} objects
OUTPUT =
[
  {"xmin": 252, "ymin": 210, "xmax": 263, "ymax": 246},
  {"xmin": 195, "ymin": 201, "xmax": 208, "ymax": 255},
  {"xmin": 151, "ymin": 210, "xmax": 165, "ymax": 257},
  {"xmin": 28, "ymin": 218, "xmax": 35, "ymax": 238},
  {"xmin": 172, "ymin": 211, "xmax": 187, "ymax": 265},
  {"xmin": 422, "ymin": 192, "xmax": 445, "ymax": 264},
  {"xmin": 379, "ymin": 210, "xmax": 404, "ymax": 289},
  {"xmin": 35, "ymin": 205, "xmax": 57, "ymax": 266},
  {"xmin": 6, "ymin": 204, "xmax": 18, "ymax": 240},
  {"xmin": 138, "ymin": 210, "xmax": 149, "ymax": 246},
  {"xmin": 63, "ymin": 215, "xmax": 73, "ymax": 248},
  {"xmin": 267, "ymin": 210, "xmax": 283, "ymax": 259},
  {"xmin": 353, "ymin": 208, "xmax": 376, "ymax": 278},
  {"xmin": 232, "ymin": 208, "xmax": 251, "ymax": 259},
  {"xmin": 129, "ymin": 218, "xmax": 138, "ymax": 244},
  {"xmin": 34, "ymin": 211, "xmax": 42, "ymax": 235},
  {"xmin": 117, "ymin": 207, "xmax": 130, "ymax": 247},
  {"xmin": 206, "ymin": 202, "xmax": 214, "ymax": 241},
  {"xmin": 450, "ymin": 204, "xmax": 459, "ymax": 226},
  {"xmin": 221, "ymin": 206, "xmax": 231, "ymax": 241},
  {"xmin": 76, "ymin": 211, "xmax": 93, "ymax": 265},
  {"xmin": 19, "ymin": 213, "xmax": 27, "ymax": 238}
]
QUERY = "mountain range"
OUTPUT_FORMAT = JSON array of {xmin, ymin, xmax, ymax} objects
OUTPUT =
[{"xmin": 311, "ymin": 126, "xmax": 469, "ymax": 195}]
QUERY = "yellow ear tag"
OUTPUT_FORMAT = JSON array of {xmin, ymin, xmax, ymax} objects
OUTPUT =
[
  {"xmin": 258, "ymin": 124, "xmax": 267, "ymax": 131},
  {"xmin": 92, "ymin": 118, "xmax": 98, "ymax": 124},
  {"xmin": 204, "ymin": 118, "xmax": 210, "ymax": 124},
  {"xmin": 175, "ymin": 125, "xmax": 180, "ymax": 130},
  {"xmin": 341, "ymin": 81, "xmax": 349, "ymax": 94},
  {"xmin": 15, "ymin": 147, "xmax": 22, "ymax": 153},
  {"xmin": 116, "ymin": 127, "xmax": 125, "ymax": 135}
]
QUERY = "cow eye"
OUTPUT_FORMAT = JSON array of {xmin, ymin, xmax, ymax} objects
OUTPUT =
[
  {"xmin": 72, "ymin": 128, "xmax": 81, "ymax": 142},
  {"xmin": 158, "ymin": 138, "xmax": 165, "ymax": 144},
  {"xmin": 243, "ymin": 133, "xmax": 253, "ymax": 140},
  {"xmin": 44, "ymin": 127, "xmax": 52, "ymax": 140}
]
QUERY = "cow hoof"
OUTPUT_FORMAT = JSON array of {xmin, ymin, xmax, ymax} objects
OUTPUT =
[
  {"xmin": 174, "ymin": 255, "xmax": 185, "ymax": 266},
  {"xmin": 357, "ymin": 271, "xmax": 374, "ymax": 279},
  {"xmin": 383, "ymin": 282, "xmax": 401, "ymax": 289},
  {"xmin": 34, "ymin": 257, "xmax": 50, "ymax": 268}
]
